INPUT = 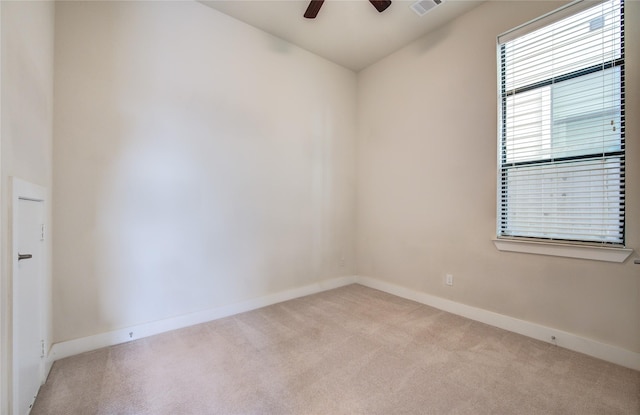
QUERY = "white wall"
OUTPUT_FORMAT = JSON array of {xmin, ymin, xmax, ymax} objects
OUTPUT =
[
  {"xmin": 53, "ymin": 1, "xmax": 357, "ymax": 343},
  {"xmin": 0, "ymin": 1, "xmax": 55, "ymax": 412},
  {"xmin": 357, "ymin": 0, "xmax": 640, "ymax": 354}
]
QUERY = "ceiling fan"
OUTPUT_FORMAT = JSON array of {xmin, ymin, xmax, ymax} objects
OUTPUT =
[{"xmin": 304, "ymin": 0, "xmax": 392, "ymax": 19}]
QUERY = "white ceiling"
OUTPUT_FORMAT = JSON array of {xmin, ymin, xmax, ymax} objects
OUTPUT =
[{"xmin": 200, "ymin": 0, "xmax": 483, "ymax": 71}]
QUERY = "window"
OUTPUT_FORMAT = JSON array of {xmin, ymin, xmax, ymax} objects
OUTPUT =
[{"xmin": 497, "ymin": 0, "xmax": 625, "ymax": 246}]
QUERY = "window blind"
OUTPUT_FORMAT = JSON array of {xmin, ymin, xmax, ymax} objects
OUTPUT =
[{"xmin": 498, "ymin": 0, "xmax": 625, "ymax": 245}]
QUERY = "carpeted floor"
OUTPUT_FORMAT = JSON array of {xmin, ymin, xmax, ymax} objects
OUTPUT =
[{"xmin": 32, "ymin": 284, "xmax": 640, "ymax": 414}]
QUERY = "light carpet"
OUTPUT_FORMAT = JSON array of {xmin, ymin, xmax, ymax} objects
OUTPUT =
[{"xmin": 32, "ymin": 284, "xmax": 640, "ymax": 414}]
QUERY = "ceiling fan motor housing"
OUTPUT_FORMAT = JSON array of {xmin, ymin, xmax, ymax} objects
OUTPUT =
[{"xmin": 304, "ymin": 0, "xmax": 392, "ymax": 19}]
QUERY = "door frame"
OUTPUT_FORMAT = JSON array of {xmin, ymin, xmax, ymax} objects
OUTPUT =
[{"xmin": 10, "ymin": 177, "xmax": 49, "ymax": 415}]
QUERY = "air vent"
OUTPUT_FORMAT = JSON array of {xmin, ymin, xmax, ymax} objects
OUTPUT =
[{"xmin": 410, "ymin": 0, "xmax": 443, "ymax": 16}]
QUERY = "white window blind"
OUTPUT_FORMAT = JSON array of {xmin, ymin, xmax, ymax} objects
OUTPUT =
[{"xmin": 497, "ymin": 0, "xmax": 625, "ymax": 245}]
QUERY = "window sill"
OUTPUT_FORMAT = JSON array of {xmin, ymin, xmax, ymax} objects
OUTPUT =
[{"xmin": 493, "ymin": 239, "xmax": 634, "ymax": 263}]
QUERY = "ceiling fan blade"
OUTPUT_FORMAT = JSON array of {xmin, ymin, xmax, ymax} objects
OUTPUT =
[
  {"xmin": 304, "ymin": 0, "xmax": 325, "ymax": 19},
  {"xmin": 369, "ymin": 0, "xmax": 392, "ymax": 13}
]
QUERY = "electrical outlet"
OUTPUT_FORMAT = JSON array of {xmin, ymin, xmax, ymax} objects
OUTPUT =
[{"xmin": 445, "ymin": 274, "xmax": 453, "ymax": 286}]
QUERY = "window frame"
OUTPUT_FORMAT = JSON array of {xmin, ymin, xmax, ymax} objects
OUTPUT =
[{"xmin": 496, "ymin": 0, "xmax": 628, "ymax": 254}]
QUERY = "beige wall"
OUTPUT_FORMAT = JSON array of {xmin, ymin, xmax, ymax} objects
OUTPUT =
[
  {"xmin": 53, "ymin": 1, "xmax": 357, "ymax": 343},
  {"xmin": 0, "ymin": 1, "xmax": 55, "ymax": 412},
  {"xmin": 357, "ymin": 0, "xmax": 640, "ymax": 353},
  {"xmin": 47, "ymin": 0, "xmax": 640, "ymax": 358}
]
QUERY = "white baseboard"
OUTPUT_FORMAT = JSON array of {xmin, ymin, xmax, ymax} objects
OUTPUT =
[
  {"xmin": 355, "ymin": 276, "xmax": 640, "ymax": 371},
  {"xmin": 49, "ymin": 276, "xmax": 356, "ymax": 363},
  {"xmin": 48, "ymin": 274, "xmax": 639, "ymax": 372}
]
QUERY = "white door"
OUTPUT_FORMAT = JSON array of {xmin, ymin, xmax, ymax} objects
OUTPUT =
[{"xmin": 13, "ymin": 197, "xmax": 45, "ymax": 415}]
